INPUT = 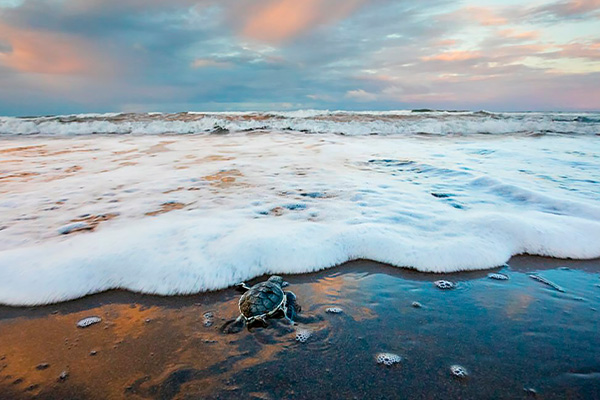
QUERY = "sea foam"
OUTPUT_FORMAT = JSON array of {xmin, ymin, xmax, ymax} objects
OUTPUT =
[{"xmin": 0, "ymin": 116, "xmax": 599, "ymax": 305}]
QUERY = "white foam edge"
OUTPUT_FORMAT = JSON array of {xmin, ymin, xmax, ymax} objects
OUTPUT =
[{"xmin": 0, "ymin": 209, "xmax": 599, "ymax": 306}]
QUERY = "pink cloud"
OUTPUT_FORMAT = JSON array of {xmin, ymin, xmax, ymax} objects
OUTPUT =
[
  {"xmin": 0, "ymin": 24, "xmax": 110, "ymax": 75},
  {"xmin": 461, "ymin": 7, "xmax": 508, "ymax": 26},
  {"xmin": 422, "ymin": 50, "xmax": 482, "ymax": 62},
  {"xmin": 491, "ymin": 44, "xmax": 551, "ymax": 61},
  {"xmin": 498, "ymin": 29, "xmax": 540, "ymax": 40},
  {"xmin": 435, "ymin": 39, "xmax": 458, "ymax": 47},
  {"xmin": 537, "ymin": 0, "xmax": 600, "ymax": 17},
  {"xmin": 238, "ymin": 0, "xmax": 365, "ymax": 43},
  {"xmin": 556, "ymin": 41, "xmax": 600, "ymax": 60}
]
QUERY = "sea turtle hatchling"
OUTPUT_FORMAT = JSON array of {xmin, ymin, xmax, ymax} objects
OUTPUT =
[{"xmin": 223, "ymin": 276, "xmax": 299, "ymax": 333}]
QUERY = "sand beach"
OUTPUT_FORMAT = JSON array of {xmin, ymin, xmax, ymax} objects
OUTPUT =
[{"xmin": 1, "ymin": 257, "xmax": 599, "ymax": 399}]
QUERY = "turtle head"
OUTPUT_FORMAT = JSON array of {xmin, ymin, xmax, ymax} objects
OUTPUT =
[{"xmin": 268, "ymin": 275, "xmax": 285, "ymax": 287}]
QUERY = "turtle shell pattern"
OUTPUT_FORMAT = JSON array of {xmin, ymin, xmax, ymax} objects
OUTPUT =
[{"xmin": 239, "ymin": 281, "xmax": 285, "ymax": 320}]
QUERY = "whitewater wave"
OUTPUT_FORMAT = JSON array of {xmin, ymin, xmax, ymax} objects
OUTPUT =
[
  {"xmin": 1, "ymin": 110, "xmax": 599, "ymax": 136},
  {"xmin": 1, "ymin": 209, "xmax": 599, "ymax": 306},
  {"xmin": 0, "ymin": 119, "xmax": 599, "ymax": 305}
]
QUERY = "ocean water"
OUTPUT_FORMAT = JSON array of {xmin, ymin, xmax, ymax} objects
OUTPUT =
[{"xmin": 0, "ymin": 110, "xmax": 599, "ymax": 305}]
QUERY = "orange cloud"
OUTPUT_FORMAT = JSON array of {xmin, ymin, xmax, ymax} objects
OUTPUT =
[
  {"xmin": 422, "ymin": 50, "xmax": 482, "ymax": 62},
  {"xmin": 0, "ymin": 24, "xmax": 108, "ymax": 75},
  {"xmin": 239, "ymin": 0, "xmax": 365, "ymax": 43},
  {"xmin": 435, "ymin": 39, "xmax": 458, "ymax": 47},
  {"xmin": 499, "ymin": 29, "xmax": 540, "ymax": 40},
  {"xmin": 463, "ymin": 6, "xmax": 508, "ymax": 26}
]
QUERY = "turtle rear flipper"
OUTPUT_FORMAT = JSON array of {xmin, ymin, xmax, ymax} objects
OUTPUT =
[
  {"xmin": 294, "ymin": 314, "xmax": 323, "ymax": 324},
  {"xmin": 285, "ymin": 305, "xmax": 296, "ymax": 321},
  {"xmin": 284, "ymin": 291, "xmax": 300, "ymax": 323},
  {"xmin": 222, "ymin": 315, "xmax": 246, "ymax": 334},
  {"xmin": 247, "ymin": 316, "xmax": 269, "ymax": 331}
]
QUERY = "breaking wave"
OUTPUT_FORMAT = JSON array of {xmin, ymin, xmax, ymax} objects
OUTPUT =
[
  {"xmin": 0, "ymin": 111, "xmax": 599, "ymax": 305},
  {"xmin": 1, "ymin": 110, "xmax": 599, "ymax": 136}
]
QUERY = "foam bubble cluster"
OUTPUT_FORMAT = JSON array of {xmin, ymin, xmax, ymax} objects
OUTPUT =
[
  {"xmin": 488, "ymin": 273, "xmax": 509, "ymax": 280},
  {"xmin": 77, "ymin": 316, "xmax": 102, "ymax": 328},
  {"xmin": 203, "ymin": 312, "xmax": 214, "ymax": 327},
  {"xmin": 376, "ymin": 352, "xmax": 403, "ymax": 366},
  {"xmin": 325, "ymin": 307, "xmax": 343, "ymax": 314},
  {"xmin": 450, "ymin": 365, "xmax": 469, "ymax": 378},
  {"xmin": 529, "ymin": 274, "xmax": 565, "ymax": 292},
  {"xmin": 295, "ymin": 328, "xmax": 312, "ymax": 343},
  {"xmin": 434, "ymin": 280, "xmax": 455, "ymax": 290}
]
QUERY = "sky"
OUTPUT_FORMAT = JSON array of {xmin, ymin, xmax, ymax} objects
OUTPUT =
[{"xmin": 0, "ymin": 0, "xmax": 599, "ymax": 115}]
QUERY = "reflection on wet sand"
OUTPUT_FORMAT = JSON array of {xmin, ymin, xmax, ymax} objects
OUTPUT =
[{"xmin": 0, "ymin": 257, "xmax": 599, "ymax": 399}]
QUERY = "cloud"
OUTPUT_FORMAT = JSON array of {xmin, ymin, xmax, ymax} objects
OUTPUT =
[
  {"xmin": 191, "ymin": 58, "xmax": 233, "ymax": 68},
  {"xmin": 555, "ymin": 40, "xmax": 600, "ymax": 60},
  {"xmin": 0, "ymin": 23, "xmax": 111, "ymax": 75},
  {"xmin": 422, "ymin": 50, "xmax": 482, "ymax": 62},
  {"xmin": 238, "ymin": 0, "xmax": 366, "ymax": 43},
  {"xmin": 345, "ymin": 89, "xmax": 377, "ymax": 102},
  {"xmin": 306, "ymin": 93, "xmax": 333, "ymax": 101},
  {"xmin": 445, "ymin": 6, "xmax": 508, "ymax": 26},
  {"xmin": 0, "ymin": 0, "xmax": 599, "ymax": 114},
  {"xmin": 498, "ymin": 29, "xmax": 540, "ymax": 41},
  {"xmin": 533, "ymin": 0, "xmax": 600, "ymax": 18}
]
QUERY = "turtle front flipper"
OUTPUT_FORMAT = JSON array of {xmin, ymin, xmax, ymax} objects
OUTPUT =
[
  {"xmin": 235, "ymin": 282, "xmax": 252, "ymax": 293},
  {"xmin": 222, "ymin": 315, "xmax": 246, "ymax": 334}
]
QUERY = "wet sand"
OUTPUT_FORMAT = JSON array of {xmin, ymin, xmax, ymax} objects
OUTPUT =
[{"xmin": 0, "ymin": 256, "xmax": 599, "ymax": 400}]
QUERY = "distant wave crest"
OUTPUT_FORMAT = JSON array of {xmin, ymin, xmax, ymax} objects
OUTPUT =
[{"xmin": 1, "ymin": 110, "xmax": 599, "ymax": 136}]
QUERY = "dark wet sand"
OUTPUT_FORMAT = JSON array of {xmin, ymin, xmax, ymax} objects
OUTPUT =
[{"xmin": 1, "ymin": 256, "xmax": 599, "ymax": 400}]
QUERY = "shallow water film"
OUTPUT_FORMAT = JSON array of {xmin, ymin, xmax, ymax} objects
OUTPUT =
[{"xmin": 0, "ymin": 258, "xmax": 598, "ymax": 399}]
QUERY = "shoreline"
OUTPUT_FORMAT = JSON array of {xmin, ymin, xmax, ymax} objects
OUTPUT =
[
  {"xmin": 1, "ymin": 255, "xmax": 599, "ymax": 399},
  {"xmin": 0, "ymin": 254, "xmax": 598, "ymax": 311}
]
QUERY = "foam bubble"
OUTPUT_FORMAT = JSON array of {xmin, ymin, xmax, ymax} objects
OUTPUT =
[
  {"xmin": 58, "ymin": 222, "xmax": 91, "ymax": 235},
  {"xmin": 450, "ymin": 365, "xmax": 469, "ymax": 378},
  {"xmin": 295, "ymin": 328, "xmax": 312, "ymax": 343},
  {"xmin": 524, "ymin": 387, "xmax": 538, "ymax": 396},
  {"xmin": 77, "ymin": 316, "xmax": 102, "ymax": 328},
  {"xmin": 488, "ymin": 273, "xmax": 509, "ymax": 280},
  {"xmin": 376, "ymin": 352, "xmax": 402, "ymax": 366},
  {"xmin": 434, "ymin": 280, "xmax": 455, "ymax": 290}
]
